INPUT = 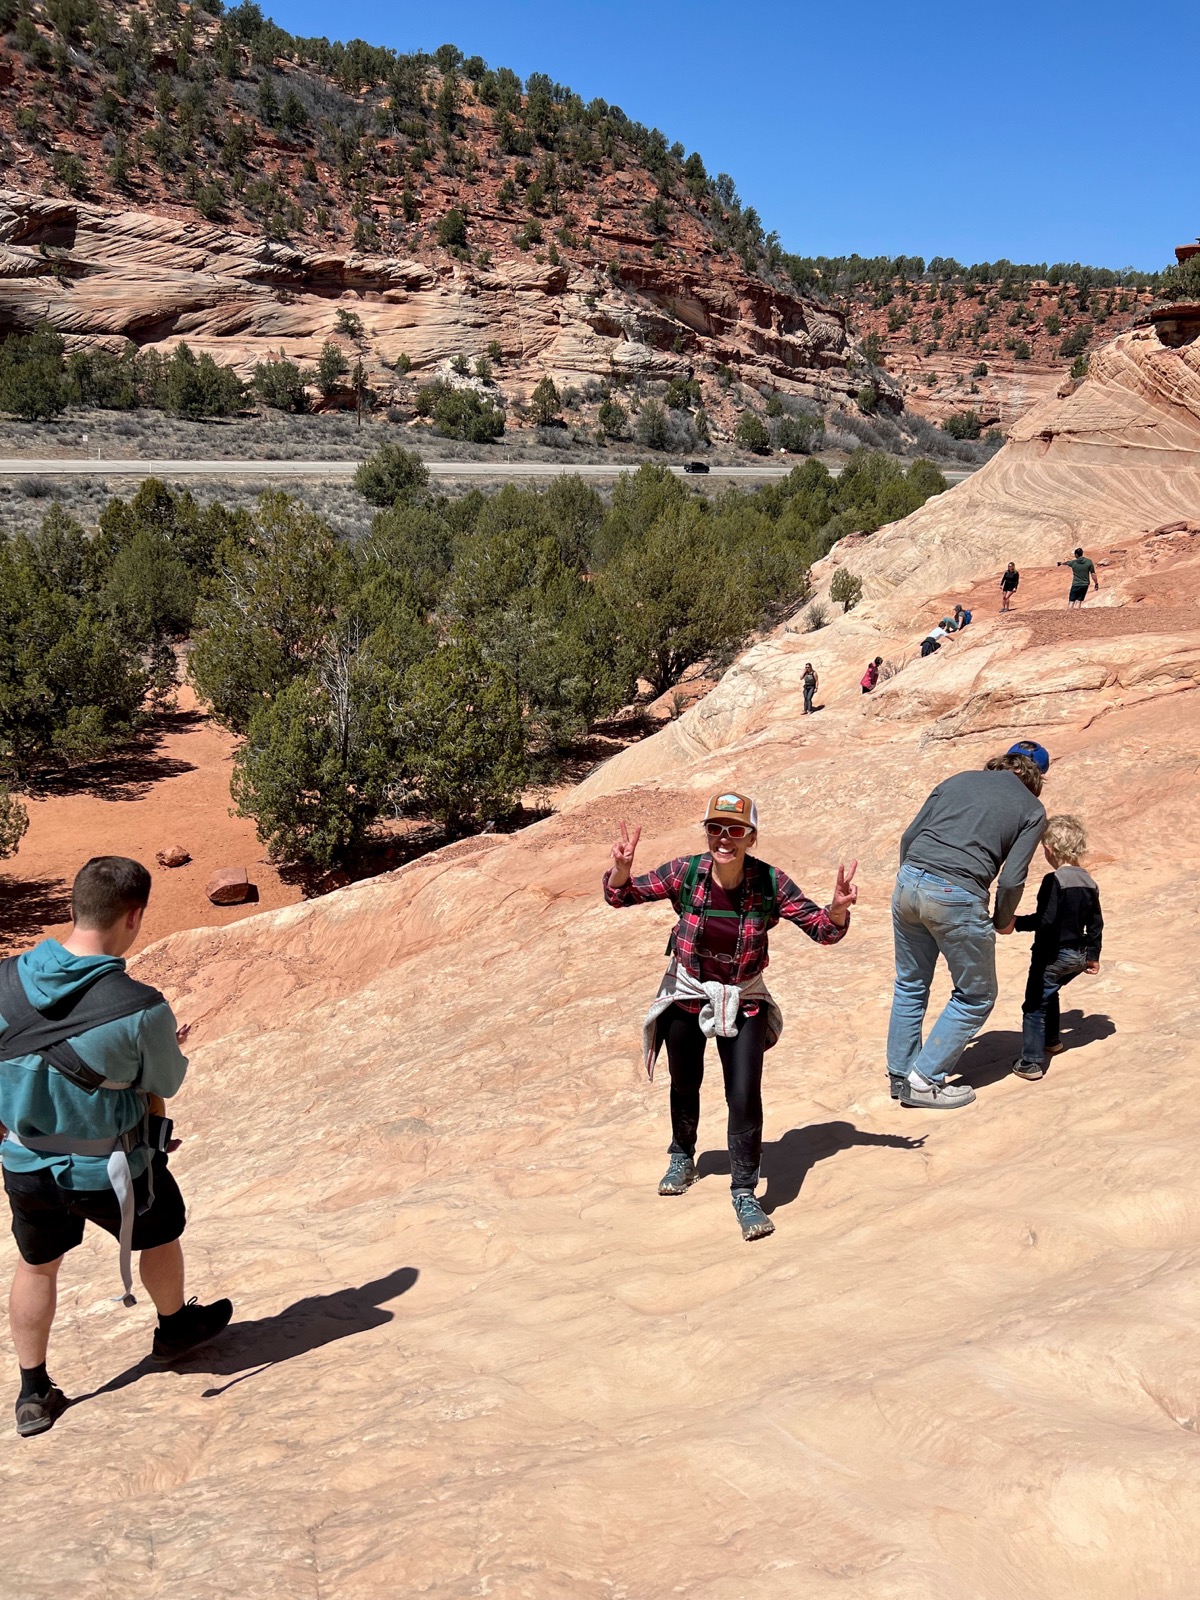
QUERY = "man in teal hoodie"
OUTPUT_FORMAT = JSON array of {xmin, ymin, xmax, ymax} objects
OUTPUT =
[{"xmin": 1, "ymin": 857, "xmax": 231, "ymax": 1437}]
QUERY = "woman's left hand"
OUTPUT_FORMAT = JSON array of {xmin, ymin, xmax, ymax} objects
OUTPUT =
[{"xmin": 829, "ymin": 860, "xmax": 858, "ymax": 926}]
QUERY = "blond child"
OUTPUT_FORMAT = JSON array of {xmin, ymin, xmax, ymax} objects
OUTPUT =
[{"xmin": 1011, "ymin": 815, "xmax": 1103, "ymax": 1079}]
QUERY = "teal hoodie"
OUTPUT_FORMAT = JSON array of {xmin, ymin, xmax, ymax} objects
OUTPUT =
[{"xmin": 0, "ymin": 939, "xmax": 188, "ymax": 1190}]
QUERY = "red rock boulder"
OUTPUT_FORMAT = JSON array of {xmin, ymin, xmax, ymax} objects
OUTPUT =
[
  {"xmin": 156, "ymin": 846, "xmax": 191, "ymax": 868},
  {"xmin": 206, "ymin": 868, "xmax": 253, "ymax": 905}
]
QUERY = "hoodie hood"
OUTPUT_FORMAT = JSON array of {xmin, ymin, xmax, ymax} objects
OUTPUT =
[{"xmin": 16, "ymin": 939, "xmax": 126, "ymax": 1011}]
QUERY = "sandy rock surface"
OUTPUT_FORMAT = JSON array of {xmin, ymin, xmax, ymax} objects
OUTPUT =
[{"xmin": 2, "ymin": 326, "xmax": 1200, "ymax": 1595}]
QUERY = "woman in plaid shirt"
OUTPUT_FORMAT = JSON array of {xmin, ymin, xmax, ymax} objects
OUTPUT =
[{"xmin": 604, "ymin": 791, "xmax": 857, "ymax": 1241}]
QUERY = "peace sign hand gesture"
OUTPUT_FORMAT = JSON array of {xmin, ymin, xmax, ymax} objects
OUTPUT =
[
  {"xmin": 829, "ymin": 859, "xmax": 858, "ymax": 926},
  {"xmin": 609, "ymin": 821, "xmax": 641, "ymax": 887}
]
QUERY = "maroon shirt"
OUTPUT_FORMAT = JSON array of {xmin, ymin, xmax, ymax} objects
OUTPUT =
[{"xmin": 603, "ymin": 853, "xmax": 848, "ymax": 1018}]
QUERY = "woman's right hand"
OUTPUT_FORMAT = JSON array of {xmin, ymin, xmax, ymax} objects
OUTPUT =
[{"xmin": 609, "ymin": 821, "xmax": 641, "ymax": 885}]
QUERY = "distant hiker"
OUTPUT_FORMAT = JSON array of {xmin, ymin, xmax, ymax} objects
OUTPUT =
[
  {"xmin": 861, "ymin": 656, "xmax": 883, "ymax": 693},
  {"xmin": 802, "ymin": 662, "xmax": 818, "ymax": 715},
  {"xmin": 919, "ymin": 624, "xmax": 950, "ymax": 657},
  {"xmin": 1011, "ymin": 815, "xmax": 1103, "ymax": 1081},
  {"xmin": 0, "ymin": 858, "xmax": 232, "ymax": 1438},
  {"xmin": 954, "ymin": 604, "xmax": 972, "ymax": 630},
  {"xmin": 938, "ymin": 614, "xmax": 959, "ymax": 633},
  {"xmin": 886, "ymin": 744, "xmax": 1049, "ymax": 1109},
  {"xmin": 1058, "ymin": 547, "xmax": 1099, "ymax": 607},
  {"xmin": 603, "ymin": 793, "xmax": 857, "ymax": 1242},
  {"xmin": 1000, "ymin": 563, "xmax": 1020, "ymax": 611}
]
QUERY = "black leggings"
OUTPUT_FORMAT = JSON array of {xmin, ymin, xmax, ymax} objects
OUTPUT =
[{"xmin": 661, "ymin": 1003, "xmax": 768, "ymax": 1191}]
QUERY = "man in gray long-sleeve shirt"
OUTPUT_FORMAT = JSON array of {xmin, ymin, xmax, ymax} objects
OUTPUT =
[{"xmin": 886, "ymin": 744, "xmax": 1048, "ymax": 1110}]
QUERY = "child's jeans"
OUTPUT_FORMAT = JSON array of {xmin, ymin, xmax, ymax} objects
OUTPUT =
[{"xmin": 1021, "ymin": 948, "xmax": 1089, "ymax": 1063}]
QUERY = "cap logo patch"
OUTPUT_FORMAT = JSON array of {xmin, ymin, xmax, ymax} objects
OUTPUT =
[{"xmin": 714, "ymin": 794, "xmax": 745, "ymax": 813}]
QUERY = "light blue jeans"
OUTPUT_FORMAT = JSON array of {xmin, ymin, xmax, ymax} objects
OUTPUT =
[{"xmin": 886, "ymin": 864, "xmax": 998, "ymax": 1084}]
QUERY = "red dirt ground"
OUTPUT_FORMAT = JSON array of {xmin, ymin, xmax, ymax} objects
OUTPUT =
[{"xmin": 0, "ymin": 684, "xmax": 301, "ymax": 958}]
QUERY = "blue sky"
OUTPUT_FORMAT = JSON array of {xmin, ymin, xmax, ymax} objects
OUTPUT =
[{"xmin": 265, "ymin": 0, "xmax": 1199, "ymax": 272}]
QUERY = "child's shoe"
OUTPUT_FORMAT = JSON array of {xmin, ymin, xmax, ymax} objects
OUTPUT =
[
  {"xmin": 1046, "ymin": 1042, "xmax": 1065, "ymax": 1057},
  {"xmin": 1012, "ymin": 1059, "xmax": 1045, "ymax": 1081}
]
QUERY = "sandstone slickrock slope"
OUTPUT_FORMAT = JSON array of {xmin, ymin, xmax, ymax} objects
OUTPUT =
[
  {"xmin": 0, "ymin": 187, "xmax": 855, "ymax": 407},
  {"xmin": 2, "ymin": 326, "xmax": 1200, "ymax": 1596}
]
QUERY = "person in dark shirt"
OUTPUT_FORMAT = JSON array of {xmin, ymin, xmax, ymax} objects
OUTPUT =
[
  {"xmin": 886, "ymin": 743, "xmax": 1048, "ymax": 1109},
  {"xmin": 1000, "ymin": 563, "xmax": 1020, "ymax": 612},
  {"xmin": 802, "ymin": 662, "xmax": 818, "ymax": 715},
  {"xmin": 1011, "ymin": 815, "xmax": 1103, "ymax": 1080},
  {"xmin": 1058, "ymin": 547, "xmax": 1099, "ymax": 607}
]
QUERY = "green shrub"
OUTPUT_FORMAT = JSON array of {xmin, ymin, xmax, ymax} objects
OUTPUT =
[
  {"xmin": 0, "ymin": 789, "xmax": 29, "ymax": 861},
  {"xmin": 1159, "ymin": 255, "xmax": 1200, "ymax": 301},
  {"xmin": 634, "ymin": 399, "xmax": 671, "ymax": 451},
  {"xmin": 734, "ymin": 411, "xmax": 770, "ymax": 454},
  {"xmin": 252, "ymin": 356, "xmax": 308, "ymax": 412},
  {"xmin": 530, "ymin": 376, "xmax": 561, "ymax": 425},
  {"xmin": 353, "ymin": 443, "xmax": 430, "ymax": 507},
  {"xmin": 0, "ymin": 325, "xmax": 70, "ymax": 421},
  {"xmin": 598, "ymin": 396, "xmax": 627, "ymax": 438},
  {"xmin": 437, "ymin": 207, "xmax": 468, "ymax": 248},
  {"xmin": 315, "ymin": 341, "xmax": 349, "ymax": 397},
  {"xmin": 396, "ymin": 639, "xmax": 526, "ymax": 830},
  {"xmin": 415, "ymin": 380, "xmax": 505, "ymax": 441},
  {"xmin": 942, "ymin": 409, "xmax": 981, "ymax": 440},
  {"xmin": 829, "ymin": 569, "xmax": 863, "ymax": 613}
]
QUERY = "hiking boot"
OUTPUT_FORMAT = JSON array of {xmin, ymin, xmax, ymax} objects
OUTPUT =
[
  {"xmin": 1012, "ymin": 1059, "xmax": 1045, "ymax": 1081},
  {"xmin": 658, "ymin": 1153, "xmax": 696, "ymax": 1196},
  {"xmin": 15, "ymin": 1383, "xmax": 68, "ymax": 1438},
  {"xmin": 899, "ymin": 1077, "xmax": 976, "ymax": 1110},
  {"xmin": 150, "ymin": 1297, "xmax": 233, "ymax": 1366},
  {"xmin": 732, "ymin": 1191, "xmax": 775, "ymax": 1241}
]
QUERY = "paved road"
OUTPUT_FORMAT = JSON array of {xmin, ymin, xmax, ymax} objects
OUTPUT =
[{"xmin": 0, "ymin": 457, "xmax": 977, "ymax": 484}]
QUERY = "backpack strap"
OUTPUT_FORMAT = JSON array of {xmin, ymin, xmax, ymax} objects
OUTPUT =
[
  {"xmin": 679, "ymin": 854, "xmax": 703, "ymax": 917},
  {"xmin": 765, "ymin": 865, "xmax": 779, "ymax": 924},
  {"xmin": 0, "ymin": 958, "xmax": 164, "ymax": 1095},
  {"xmin": 666, "ymin": 855, "xmax": 706, "ymax": 956}
]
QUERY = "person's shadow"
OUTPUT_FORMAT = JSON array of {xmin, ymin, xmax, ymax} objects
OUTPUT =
[
  {"xmin": 697, "ymin": 1122, "xmax": 926, "ymax": 1215},
  {"xmin": 957, "ymin": 1009, "xmax": 1117, "ymax": 1090},
  {"xmin": 72, "ymin": 1266, "xmax": 418, "ymax": 1407}
]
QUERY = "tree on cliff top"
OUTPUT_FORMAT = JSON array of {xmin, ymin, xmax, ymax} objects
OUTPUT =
[{"xmin": 1159, "ymin": 255, "xmax": 1200, "ymax": 302}]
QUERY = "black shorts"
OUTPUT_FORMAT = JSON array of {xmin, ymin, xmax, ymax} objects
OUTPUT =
[
  {"xmin": 3, "ymin": 1151, "xmax": 186, "ymax": 1266},
  {"xmin": 1069, "ymin": 584, "xmax": 1089, "ymax": 603}
]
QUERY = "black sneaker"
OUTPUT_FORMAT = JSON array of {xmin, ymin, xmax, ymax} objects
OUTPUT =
[
  {"xmin": 658, "ymin": 1153, "xmax": 696, "ymax": 1195},
  {"xmin": 150, "ymin": 1297, "xmax": 233, "ymax": 1366},
  {"xmin": 732, "ymin": 1191, "xmax": 775, "ymax": 1241},
  {"xmin": 1012, "ymin": 1059, "xmax": 1045, "ymax": 1081},
  {"xmin": 15, "ymin": 1383, "xmax": 68, "ymax": 1438},
  {"xmin": 888, "ymin": 1074, "xmax": 907, "ymax": 1100}
]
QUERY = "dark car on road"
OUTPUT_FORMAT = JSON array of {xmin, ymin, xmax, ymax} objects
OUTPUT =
[{"xmin": 683, "ymin": 460, "xmax": 710, "ymax": 474}]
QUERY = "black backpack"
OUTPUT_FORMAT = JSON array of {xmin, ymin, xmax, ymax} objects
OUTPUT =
[{"xmin": 0, "ymin": 958, "xmax": 164, "ymax": 1093}]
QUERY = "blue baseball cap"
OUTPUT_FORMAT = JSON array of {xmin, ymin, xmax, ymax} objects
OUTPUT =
[{"xmin": 1007, "ymin": 740, "xmax": 1050, "ymax": 773}]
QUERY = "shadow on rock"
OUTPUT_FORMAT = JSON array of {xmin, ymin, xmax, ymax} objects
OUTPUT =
[
  {"xmin": 697, "ymin": 1122, "xmax": 926, "ymax": 1215},
  {"xmin": 957, "ymin": 1009, "xmax": 1117, "ymax": 1090},
  {"xmin": 76, "ymin": 1267, "xmax": 419, "ymax": 1406}
]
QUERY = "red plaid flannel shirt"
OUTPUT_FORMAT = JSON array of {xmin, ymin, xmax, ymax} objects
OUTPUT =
[{"xmin": 603, "ymin": 852, "xmax": 848, "ymax": 981}]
